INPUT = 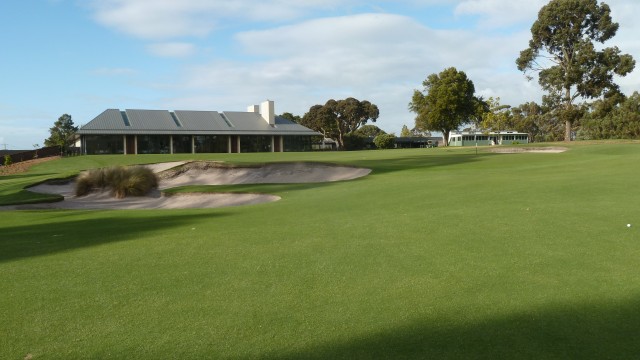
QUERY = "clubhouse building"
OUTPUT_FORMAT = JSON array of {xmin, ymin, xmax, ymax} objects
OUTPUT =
[
  {"xmin": 448, "ymin": 131, "xmax": 529, "ymax": 147},
  {"xmin": 77, "ymin": 101, "xmax": 321, "ymax": 155}
]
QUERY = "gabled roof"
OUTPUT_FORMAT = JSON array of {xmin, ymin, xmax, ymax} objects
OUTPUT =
[{"xmin": 78, "ymin": 109, "xmax": 320, "ymax": 136}]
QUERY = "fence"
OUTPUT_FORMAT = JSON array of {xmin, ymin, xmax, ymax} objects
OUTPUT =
[{"xmin": 2, "ymin": 146, "xmax": 69, "ymax": 165}]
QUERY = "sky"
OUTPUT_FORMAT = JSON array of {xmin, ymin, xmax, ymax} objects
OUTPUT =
[{"xmin": 1, "ymin": 0, "xmax": 639, "ymax": 149}]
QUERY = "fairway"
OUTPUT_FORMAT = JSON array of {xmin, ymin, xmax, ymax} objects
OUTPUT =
[{"xmin": 2, "ymin": 143, "xmax": 640, "ymax": 359}]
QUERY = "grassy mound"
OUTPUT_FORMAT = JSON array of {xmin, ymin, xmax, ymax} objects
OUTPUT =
[{"xmin": 75, "ymin": 166, "xmax": 158, "ymax": 198}]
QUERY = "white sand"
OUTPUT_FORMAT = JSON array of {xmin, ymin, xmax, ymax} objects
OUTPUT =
[
  {"xmin": 489, "ymin": 147, "xmax": 568, "ymax": 154},
  {"xmin": 3, "ymin": 161, "xmax": 370, "ymax": 210}
]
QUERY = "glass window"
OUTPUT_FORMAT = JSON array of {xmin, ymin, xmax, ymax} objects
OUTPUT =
[
  {"xmin": 138, "ymin": 135, "xmax": 170, "ymax": 154},
  {"xmin": 84, "ymin": 135, "xmax": 124, "ymax": 155},
  {"xmin": 284, "ymin": 136, "xmax": 313, "ymax": 152},
  {"xmin": 240, "ymin": 136, "xmax": 272, "ymax": 153},
  {"xmin": 194, "ymin": 135, "xmax": 228, "ymax": 153},
  {"xmin": 172, "ymin": 135, "xmax": 192, "ymax": 154}
]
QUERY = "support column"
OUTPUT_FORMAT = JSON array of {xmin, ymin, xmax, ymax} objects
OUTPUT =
[
  {"xmin": 236, "ymin": 136, "xmax": 241, "ymax": 153},
  {"xmin": 134, "ymin": 136, "xmax": 138, "ymax": 155},
  {"xmin": 170, "ymin": 136, "xmax": 174, "ymax": 154},
  {"xmin": 271, "ymin": 136, "xmax": 275, "ymax": 153},
  {"xmin": 191, "ymin": 136, "xmax": 195, "ymax": 154},
  {"xmin": 279, "ymin": 136, "xmax": 284, "ymax": 152},
  {"xmin": 228, "ymin": 136, "xmax": 232, "ymax": 154},
  {"xmin": 123, "ymin": 135, "xmax": 127, "ymax": 155}
]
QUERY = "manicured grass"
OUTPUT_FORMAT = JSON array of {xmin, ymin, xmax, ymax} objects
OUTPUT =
[{"xmin": 2, "ymin": 143, "xmax": 640, "ymax": 359}]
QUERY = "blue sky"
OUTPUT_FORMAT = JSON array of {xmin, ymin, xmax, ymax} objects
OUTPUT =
[{"xmin": 1, "ymin": 0, "xmax": 639, "ymax": 149}]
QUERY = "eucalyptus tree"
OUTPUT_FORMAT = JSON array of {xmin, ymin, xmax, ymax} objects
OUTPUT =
[
  {"xmin": 517, "ymin": 0, "xmax": 635, "ymax": 141},
  {"xmin": 301, "ymin": 98, "xmax": 379, "ymax": 150}
]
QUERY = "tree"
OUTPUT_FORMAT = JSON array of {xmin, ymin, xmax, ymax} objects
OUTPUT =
[
  {"xmin": 517, "ymin": 0, "xmax": 635, "ymax": 142},
  {"xmin": 480, "ymin": 97, "xmax": 512, "ymax": 132},
  {"xmin": 279, "ymin": 112, "xmax": 301, "ymax": 123},
  {"xmin": 301, "ymin": 98, "xmax": 379, "ymax": 150},
  {"xmin": 301, "ymin": 105, "xmax": 335, "ymax": 140},
  {"xmin": 579, "ymin": 91, "xmax": 640, "ymax": 139},
  {"xmin": 409, "ymin": 67, "xmax": 478, "ymax": 146},
  {"xmin": 353, "ymin": 124, "xmax": 386, "ymax": 137},
  {"xmin": 510, "ymin": 101, "xmax": 564, "ymax": 142},
  {"xmin": 400, "ymin": 125, "xmax": 412, "ymax": 137},
  {"xmin": 374, "ymin": 134, "xmax": 396, "ymax": 149},
  {"xmin": 44, "ymin": 114, "xmax": 78, "ymax": 154}
]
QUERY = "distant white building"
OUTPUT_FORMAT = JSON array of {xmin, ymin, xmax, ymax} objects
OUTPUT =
[{"xmin": 448, "ymin": 131, "xmax": 529, "ymax": 147}]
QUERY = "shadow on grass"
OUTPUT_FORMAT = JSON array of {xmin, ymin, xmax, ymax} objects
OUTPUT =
[
  {"xmin": 163, "ymin": 182, "xmax": 341, "ymax": 197},
  {"xmin": 260, "ymin": 298, "xmax": 640, "ymax": 360},
  {"xmin": 0, "ymin": 212, "xmax": 220, "ymax": 263}
]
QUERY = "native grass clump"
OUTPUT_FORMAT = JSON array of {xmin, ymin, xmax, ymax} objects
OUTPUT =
[{"xmin": 75, "ymin": 166, "xmax": 158, "ymax": 198}]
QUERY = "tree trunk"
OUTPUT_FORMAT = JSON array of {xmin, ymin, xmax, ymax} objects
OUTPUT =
[
  {"xmin": 564, "ymin": 87, "xmax": 572, "ymax": 142},
  {"xmin": 442, "ymin": 130, "xmax": 449, "ymax": 147}
]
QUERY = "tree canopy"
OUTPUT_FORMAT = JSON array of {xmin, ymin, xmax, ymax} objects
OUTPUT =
[
  {"xmin": 353, "ymin": 124, "xmax": 386, "ymax": 137},
  {"xmin": 579, "ymin": 91, "xmax": 640, "ymax": 139},
  {"xmin": 301, "ymin": 97, "xmax": 379, "ymax": 150},
  {"xmin": 480, "ymin": 97, "xmax": 512, "ymax": 132},
  {"xmin": 400, "ymin": 125, "xmax": 412, "ymax": 137},
  {"xmin": 409, "ymin": 67, "xmax": 478, "ymax": 146},
  {"xmin": 517, "ymin": 0, "xmax": 635, "ymax": 141},
  {"xmin": 44, "ymin": 114, "xmax": 78, "ymax": 153},
  {"xmin": 278, "ymin": 112, "xmax": 301, "ymax": 123}
]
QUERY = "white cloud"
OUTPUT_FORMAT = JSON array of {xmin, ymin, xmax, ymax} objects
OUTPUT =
[
  {"xmin": 165, "ymin": 13, "xmax": 541, "ymax": 133},
  {"xmin": 454, "ymin": 0, "xmax": 547, "ymax": 28},
  {"xmin": 89, "ymin": 0, "xmax": 354, "ymax": 39},
  {"xmin": 147, "ymin": 42, "xmax": 197, "ymax": 58}
]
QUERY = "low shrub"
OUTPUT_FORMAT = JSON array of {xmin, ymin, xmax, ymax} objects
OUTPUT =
[
  {"xmin": 4, "ymin": 155, "xmax": 12, "ymax": 166},
  {"xmin": 374, "ymin": 134, "xmax": 396, "ymax": 149},
  {"xmin": 75, "ymin": 166, "xmax": 158, "ymax": 198}
]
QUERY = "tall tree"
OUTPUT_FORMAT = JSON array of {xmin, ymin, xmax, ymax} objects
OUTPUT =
[
  {"xmin": 409, "ymin": 67, "xmax": 478, "ymax": 146},
  {"xmin": 517, "ymin": 0, "xmax": 635, "ymax": 142},
  {"xmin": 301, "ymin": 98, "xmax": 379, "ymax": 150},
  {"xmin": 400, "ymin": 125, "xmax": 412, "ymax": 137},
  {"xmin": 44, "ymin": 114, "xmax": 78, "ymax": 154}
]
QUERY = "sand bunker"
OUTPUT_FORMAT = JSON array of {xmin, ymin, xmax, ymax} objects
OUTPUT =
[
  {"xmin": 489, "ymin": 147, "xmax": 568, "ymax": 154},
  {"xmin": 3, "ymin": 161, "xmax": 370, "ymax": 210},
  {"xmin": 158, "ymin": 161, "xmax": 371, "ymax": 188}
]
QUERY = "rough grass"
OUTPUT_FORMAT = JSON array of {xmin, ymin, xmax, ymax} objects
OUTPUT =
[
  {"xmin": 2, "ymin": 142, "xmax": 640, "ymax": 359},
  {"xmin": 75, "ymin": 166, "xmax": 158, "ymax": 198}
]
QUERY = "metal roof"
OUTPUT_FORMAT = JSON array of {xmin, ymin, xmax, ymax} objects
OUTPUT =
[
  {"xmin": 78, "ymin": 109, "xmax": 320, "ymax": 136},
  {"xmin": 174, "ymin": 110, "xmax": 231, "ymax": 131}
]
